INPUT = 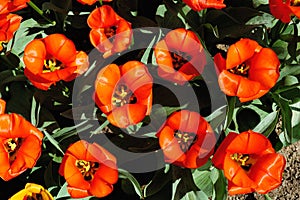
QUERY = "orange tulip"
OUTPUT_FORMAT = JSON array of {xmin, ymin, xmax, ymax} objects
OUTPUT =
[
  {"xmin": 59, "ymin": 140, "xmax": 118, "ymax": 198},
  {"xmin": 0, "ymin": 13, "xmax": 22, "ymax": 52},
  {"xmin": 156, "ymin": 110, "xmax": 216, "ymax": 168},
  {"xmin": 9, "ymin": 183, "xmax": 54, "ymax": 200},
  {"xmin": 0, "ymin": 99, "xmax": 44, "ymax": 181},
  {"xmin": 87, "ymin": 5, "xmax": 132, "ymax": 58},
  {"xmin": 94, "ymin": 61, "xmax": 153, "ymax": 128},
  {"xmin": 23, "ymin": 34, "xmax": 89, "ymax": 90},
  {"xmin": 154, "ymin": 28, "xmax": 206, "ymax": 85},
  {"xmin": 269, "ymin": 0, "xmax": 300, "ymax": 23},
  {"xmin": 0, "ymin": 0, "xmax": 29, "ymax": 15},
  {"xmin": 77, "ymin": 0, "xmax": 112, "ymax": 5},
  {"xmin": 212, "ymin": 130, "xmax": 286, "ymax": 195},
  {"xmin": 183, "ymin": 0, "xmax": 226, "ymax": 11},
  {"xmin": 214, "ymin": 38, "xmax": 280, "ymax": 102}
]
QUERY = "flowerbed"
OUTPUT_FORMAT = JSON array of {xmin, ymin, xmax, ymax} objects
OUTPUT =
[{"xmin": 0, "ymin": 0, "xmax": 300, "ymax": 199}]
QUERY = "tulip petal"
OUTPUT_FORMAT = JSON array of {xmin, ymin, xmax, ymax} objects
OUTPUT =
[{"xmin": 249, "ymin": 153, "xmax": 286, "ymax": 194}]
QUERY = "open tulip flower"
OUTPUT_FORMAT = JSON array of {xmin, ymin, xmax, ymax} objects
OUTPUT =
[
  {"xmin": 183, "ymin": 0, "xmax": 226, "ymax": 11},
  {"xmin": 214, "ymin": 38, "xmax": 280, "ymax": 102},
  {"xmin": 0, "ymin": 13, "xmax": 22, "ymax": 52},
  {"xmin": 269, "ymin": 0, "xmax": 300, "ymax": 23},
  {"xmin": 59, "ymin": 140, "xmax": 118, "ymax": 198},
  {"xmin": 156, "ymin": 110, "xmax": 216, "ymax": 169},
  {"xmin": 154, "ymin": 28, "xmax": 206, "ymax": 85},
  {"xmin": 87, "ymin": 5, "xmax": 132, "ymax": 58},
  {"xmin": 0, "ymin": 0, "xmax": 29, "ymax": 15},
  {"xmin": 212, "ymin": 130, "xmax": 286, "ymax": 195},
  {"xmin": 23, "ymin": 33, "xmax": 89, "ymax": 90},
  {"xmin": 0, "ymin": 99, "xmax": 44, "ymax": 181},
  {"xmin": 9, "ymin": 183, "xmax": 54, "ymax": 200},
  {"xmin": 94, "ymin": 61, "xmax": 153, "ymax": 128}
]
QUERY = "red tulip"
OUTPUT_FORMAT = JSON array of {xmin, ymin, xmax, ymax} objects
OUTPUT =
[
  {"xmin": 183, "ymin": 0, "xmax": 226, "ymax": 11},
  {"xmin": 59, "ymin": 140, "xmax": 118, "ymax": 198},
  {"xmin": 23, "ymin": 34, "xmax": 89, "ymax": 90},
  {"xmin": 269, "ymin": 0, "xmax": 300, "ymax": 23},
  {"xmin": 214, "ymin": 38, "xmax": 280, "ymax": 102},
  {"xmin": 0, "ymin": 99, "xmax": 44, "ymax": 181},
  {"xmin": 0, "ymin": 0, "xmax": 29, "ymax": 15},
  {"xmin": 0, "ymin": 13, "xmax": 22, "ymax": 52},
  {"xmin": 154, "ymin": 28, "xmax": 206, "ymax": 85},
  {"xmin": 212, "ymin": 130, "xmax": 286, "ymax": 195},
  {"xmin": 94, "ymin": 61, "xmax": 153, "ymax": 128},
  {"xmin": 87, "ymin": 5, "xmax": 132, "ymax": 58},
  {"xmin": 156, "ymin": 110, "xmax": 215, "ymax": 168}
]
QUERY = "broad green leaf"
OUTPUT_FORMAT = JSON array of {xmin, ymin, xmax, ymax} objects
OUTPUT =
[
  {"xmin": 273, "ymin": 94, "xmax": 293, "ymax": 144},
  {"xmin": 118, "ymin": 168, "xmax": 144, "ymax": 199},
  {"xmin": 253, "ymin": 110, "xmax": 279, "ymax": 137},
  {"xmin": 143, "ymin": 167, "xmax": 172, "ymax": 197},
  {"xmin": 246, "ymin": 12, "xmax": 277, "ymax": 29},
  {"xmin": 224, "ymin": 96, "xmax": 237, "ymax": 130},
  {"xmin": 193, "ymin": 170, "xmax": 213, "ymax": 197},
  {"xmin": 252, "ymin": 0, "xmax": 269, "ymax": 8},
  {"xmin": 278, "ymin": 65, "xmax": 300, "ymax": 81},
  {"xmin": 213, "ymin": 170, "xmax": 227, "ymax": 200},
  {"xmin": 8, "ymin": 19, "xmax": 52, "ymax": 56}
]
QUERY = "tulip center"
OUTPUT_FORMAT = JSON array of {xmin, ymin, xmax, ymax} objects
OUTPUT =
[
  {"xmin": 171, "ymin": 52, "xmax": 190, "ymax": 70},
  {"xmin": 112, "ymin": 84, "xmax": 137, "ymax": 107},
  {"xmin": 43, "ymin": 58, "xmax": 62, "ymax": 73},
  {"xmin": 174, "ymin": 131, "xmax": 197, "ymax": 152},
  {"xmin": 291, "ymin": 0, "xmax": 300, "ymax": 6},
  {"xmin": 231, "ymin": 153, "xmax": 253, "ymax": 171},
  {"xmin": 76, "ymin": 159, "xmax": 100, "ymax": 181},
  {"xmin": 228, "ymin": 63, "xmax": 250, "ymax": 77},
  {"xmin": 4, "ymin": 138, "xmax": 21, "ymax": 163},
  {"xmin": 24, "ymin": 193, "xmax": 43, "ymax": 200},
  {"xmin": 104, "ymin": 26, "xmax": 117, "ymax": 38}
]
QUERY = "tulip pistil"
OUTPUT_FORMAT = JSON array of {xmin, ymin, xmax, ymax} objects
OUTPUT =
[
  {"xmin": 175, "ymin": 131, "xmax": 197, "ymax": 152},
  {"xmin": 112, "ymin": 84, "xmax": 137, "ymax": 107},
  {"xmin": 43, "ymin": 58, "xmax": 61, "ymax": 72},
  {"xmin": 25, "ymin": 193, "xmax": 43, "ymax": 200},
  {"xmin": 104, "ymin": 26, "xmax": 117, "ymax": 38},
  {"xmin": 76, "ymin": 160, "xmax": 100, "ymax": 181},
  {"xmin": 171, "ymin": 52, "xmax": 190, "ymax": 70},
  {"xmin": 231, "ymin": 153, "xmax": 252, "ymax": 171},
  {"xmin": 291, "ymin": 0, "xmax": 300, "ymax": 6},
  {"xmin": 4, "ymin": 138, "xmax": 21, "ymax": 162},
  {"xmin": 228, "ymin": 63, "xmax": 250, "ymax": 77}
]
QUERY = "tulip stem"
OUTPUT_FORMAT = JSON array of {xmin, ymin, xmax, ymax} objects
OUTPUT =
[
  {"xmin": 27, "ymin": 1, "xmax": 56, "ymax": 25},
  {"xmin": 99, "ymin": 0, "xmax": 103, "ymax": 6}
]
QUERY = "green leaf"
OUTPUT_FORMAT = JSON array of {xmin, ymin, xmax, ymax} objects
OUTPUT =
[
  {"xmin": 273, "ymin": 94, "xmax": 293, "ymax": 144},
  {"xmin": 212, "ymin": 170, "xmax": 227, "ymax": 200},
  {"xmin": 118, "ymin": 168, "xmax": 144, "ymax": 199},
  {"xmin": 43, "ymin": 130, "xmax": 65, "ymax": 155},
  {"xmin": 253, "ymin": 110, "xmax": 279, "ymax": 137},
  {"xmin": 55, "ymin": 182, "xmax": 69, "ymax": 199},
  {"xmin": 272, "ymin": 40, "xmax": 289, "ymax": 60},
  {"xmin": 224, "ymin": 96, "xmax": 237, "ymax": 130},
  {"xmin": 246, "ymin": 12, "xmax": 277, "ymax": 29},
  {"xmin": 252, "ymin": 0, "xmax": 269, "ymax": 8},
  {"xmin": 278, "ymin": 65, "xmax": 300, "ymax": 81},
  {"xmin": 193, "ymin": 170, "xmax": 213, "ymax": 197},
  {"xmin": 8, "ymin": 19, "xmax": 51, "ymax": 56},
  {"xmin": 143, "ymin": 167, "xmax": 172, "ymax": 197}
]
